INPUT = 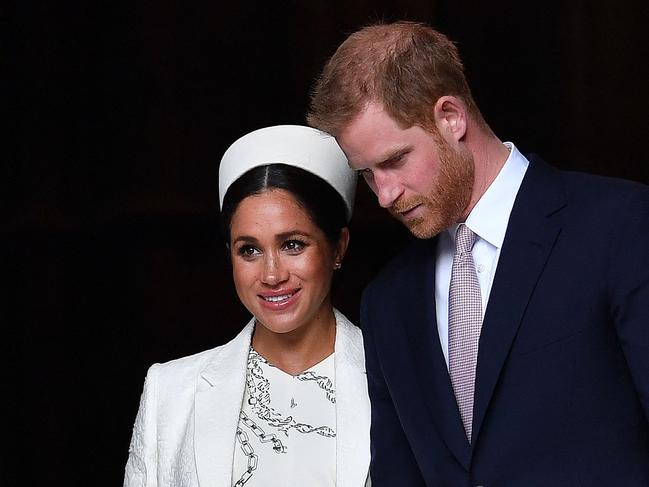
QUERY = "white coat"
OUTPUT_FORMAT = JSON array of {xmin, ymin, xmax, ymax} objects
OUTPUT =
[{"xmin": 124, "ymin": 310, "xmax": 370, "ymax": 487}]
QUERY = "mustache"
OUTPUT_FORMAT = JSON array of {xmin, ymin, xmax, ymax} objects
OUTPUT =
[{"xmin": 390, "ymin": 196, "xmax": 427, "ymax": 214}]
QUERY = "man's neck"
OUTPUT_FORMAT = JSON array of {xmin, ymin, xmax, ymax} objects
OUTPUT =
[{"xmin": 464, "ymin": 130, "xmax": 511, "ymax": 217}]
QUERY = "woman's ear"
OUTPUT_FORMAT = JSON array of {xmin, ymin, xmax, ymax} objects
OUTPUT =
[{"xmin": 334, "ymin": 227, "xmax": 350, "ymax": 268}]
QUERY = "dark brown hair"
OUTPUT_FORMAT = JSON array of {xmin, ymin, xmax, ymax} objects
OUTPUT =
[{"xmin": 221, "ymin": 164, "xmax": 348, "ymax": 246}]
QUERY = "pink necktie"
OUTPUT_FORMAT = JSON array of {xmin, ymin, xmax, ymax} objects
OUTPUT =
[{"xmin": 448, "ymin": 224, "xmax": 482, "ymax": 442}]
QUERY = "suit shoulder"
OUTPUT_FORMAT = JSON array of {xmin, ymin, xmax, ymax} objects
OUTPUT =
[
  {"xmin": 560, "ymin": 168, "xmax": 648, "ymax": 198},
  {"xmin": 526, "ymin": 156, "xmax": 649, "ymax": 220},
  {"xmin": 556, "ymin": 169, "xmax": 649, "ymax": 220},
  {"xmin": 364, "ymin": 238, "xmax": 434, "ymax": 296}
]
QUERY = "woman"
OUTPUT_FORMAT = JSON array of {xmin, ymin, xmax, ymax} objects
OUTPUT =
[{"xmin": 124, "ymin": 125, "xmax": 370, "ymax": 487}]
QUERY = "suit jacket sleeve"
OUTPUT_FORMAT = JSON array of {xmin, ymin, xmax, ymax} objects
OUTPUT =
[
  {"xmin": 361, "ymin": 287, "xmax": 427, "ymax": 487},
  {"xmin": 609, "ymin": 186, "xmax": 649, "ymax": 420},
  {"xmin": 124, "ymin": 364, "xmax": 160, "ymax": 487}
]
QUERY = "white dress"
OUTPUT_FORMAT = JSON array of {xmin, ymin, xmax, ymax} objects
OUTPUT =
[{"xmin": 232, "ymin": 348, "xmax": 337, "ymax": 487}]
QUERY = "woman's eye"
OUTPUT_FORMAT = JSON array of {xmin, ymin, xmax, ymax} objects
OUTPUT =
[
  {"xmin": 237, "ymin": 245, "xmax": 260, "ymax": 258},
  {"xmin": 283, "ymin": 239, "xmax": 306, "ymax": 252}
]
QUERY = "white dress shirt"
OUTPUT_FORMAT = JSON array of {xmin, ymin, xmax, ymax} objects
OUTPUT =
[{"xmin": 435, "ymin": 142, "xmax": 529, "ymax": 367}]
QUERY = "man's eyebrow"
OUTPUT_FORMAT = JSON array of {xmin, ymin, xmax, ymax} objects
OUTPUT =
[{"xmin": 376, "ymin": 146, "xmax": 411, "ymax": 166}]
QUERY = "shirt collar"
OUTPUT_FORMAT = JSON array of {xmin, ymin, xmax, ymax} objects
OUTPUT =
[{"xmin": 448, "ymin": 142, "xmax": 529, "ymax": 249}]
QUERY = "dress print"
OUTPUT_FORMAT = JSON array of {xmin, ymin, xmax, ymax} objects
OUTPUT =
[{"xmin": 232, "ymin": 348, "xmax": 337, "ymax": 487}]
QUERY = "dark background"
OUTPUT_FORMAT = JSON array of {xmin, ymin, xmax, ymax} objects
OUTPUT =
[{"xmin": 6, "ymin": 1, "xmax": 649, "ymax": 485}]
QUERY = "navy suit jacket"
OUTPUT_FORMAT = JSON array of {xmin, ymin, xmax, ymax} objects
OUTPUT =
[{"xmin": 361, "ymin": 156, "xmax": 649, "ymax": 487}]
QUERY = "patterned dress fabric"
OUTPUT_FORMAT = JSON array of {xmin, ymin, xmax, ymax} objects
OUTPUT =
[
  {"xmin": 232, "ymin": 348, "xmax": 337, "ymax": 487},
  {"xmin": 448, "ymin": 224, "xmax": 483, "ymax": 442}
]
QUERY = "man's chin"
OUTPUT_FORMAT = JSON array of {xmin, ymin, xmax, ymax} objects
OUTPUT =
[{"xmin": 403, "ymin": 216, "xmax": 444, "ymax": 239}]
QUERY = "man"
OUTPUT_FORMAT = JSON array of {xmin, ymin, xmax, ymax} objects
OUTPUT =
[{"xmin": 308, "ymin": 21, "xmax": 649, "ymax": 486}]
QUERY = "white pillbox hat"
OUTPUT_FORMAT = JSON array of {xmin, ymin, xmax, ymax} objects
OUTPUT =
[{"xmin": 218, "ymin": 125, "xmax": 357, "ymax": 220}]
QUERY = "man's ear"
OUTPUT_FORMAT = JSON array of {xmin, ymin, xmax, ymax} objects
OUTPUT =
[{"xmin": 433, "ymin": 95, "xmax": 467, "ymax": 143}]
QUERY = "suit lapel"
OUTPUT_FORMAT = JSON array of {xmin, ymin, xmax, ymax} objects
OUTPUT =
[
  {"xmin": 471, "ymin": 157, "xmax": 566, "ymax": 447},
  {"xmin": 334, "ymin": 310, "xmax": 371, "ymax": 487},
  {"xmin": 194, "ymin": 320, "xmax": 254, "ymax": 487},
  {"xmin": 400, "ymin": 238, "xmax": 472, "ymax": 469}
]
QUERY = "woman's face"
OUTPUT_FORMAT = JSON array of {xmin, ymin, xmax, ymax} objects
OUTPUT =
[{"xmin": 229, "ymin": 189, "xmax": 347, "ymax": 336}]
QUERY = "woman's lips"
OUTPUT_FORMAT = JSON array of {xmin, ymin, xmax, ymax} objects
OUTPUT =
[{"xmin": 258, "ymin": 288, "xmax": 301, "ymax": 310}]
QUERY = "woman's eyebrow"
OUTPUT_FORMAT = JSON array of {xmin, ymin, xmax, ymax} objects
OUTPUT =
[
  {"xmin": 275, "ymin": 230, "xmax": 312, "ymax": 241},
  {"xmin": 231, "ymin": 235, "xmax": 258, "ymax": 245},
  {"xmin": 232, "ymin": 231, "xmax": 313, "ymax": 245}
]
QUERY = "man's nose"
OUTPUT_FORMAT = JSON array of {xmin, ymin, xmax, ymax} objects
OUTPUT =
[{"xmin": 374, "ymin": 171, "xmax": 402, "ymax": 208}]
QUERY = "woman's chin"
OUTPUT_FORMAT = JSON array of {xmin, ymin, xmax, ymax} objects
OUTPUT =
[{"xmin": 254, "ymin": 309, "xmax": 303, "ymax": 335}]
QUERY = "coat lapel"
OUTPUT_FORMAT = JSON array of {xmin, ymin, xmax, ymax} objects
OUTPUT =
[
  {"xmin": 193, "ymin": 313, "xmax": 371, "ymax": 486},
  {"xmin": 194, "ymin": 320, "xmax": 254, "ymax": 487},
  {"xmin": 400, "ymin": 239, "xmax": 472, "ymax": 470},
  {"xmin": 471, "ymin": 157, "xmax": 566, "ymax": 447},
  {"xmin": 334, "ymin": 310, "xmax": 371, "ymax": 487}
]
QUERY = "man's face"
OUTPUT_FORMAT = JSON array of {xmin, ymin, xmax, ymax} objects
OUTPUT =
[{"xmin": 337, "ymin": 101, "xmax": 474, "ymax": 238}]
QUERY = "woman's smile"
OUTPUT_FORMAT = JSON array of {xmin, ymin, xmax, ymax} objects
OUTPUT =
[{"xmin": 258, "ymin": 288, "xmax": 302, "ymax": 309}]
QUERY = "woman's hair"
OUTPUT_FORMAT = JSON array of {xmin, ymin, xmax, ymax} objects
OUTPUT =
[{"xmin": 221, "ymin": 163, "xmax": 348, "ymax": 246}]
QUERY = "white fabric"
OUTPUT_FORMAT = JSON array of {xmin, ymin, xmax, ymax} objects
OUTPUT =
[
  {"xmin": 232, "ymin": 350, "xmax": 337, "ymax": 486},
  {"xmin": 123, "ymin": 309, "xmax": 370, "ymax": 487},
  {"xmin": 218, "ymin": 125, "xmax": 357, "ymax": 220},
  {"xmin": 435, "ymin": 142, "xmax": 529, "ymax": 366}
]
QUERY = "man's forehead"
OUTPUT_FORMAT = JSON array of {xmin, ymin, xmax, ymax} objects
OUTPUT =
[
  {"xmin": 338, "ymin": 104, "xmax": 388, "ymax": 145},
  {"xmin": 336, "ymin": 103, "xmax": 411, "ymax": 168}
]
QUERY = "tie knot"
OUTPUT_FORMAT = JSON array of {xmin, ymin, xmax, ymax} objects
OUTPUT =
[{"xmin": 455, "ymin": 224, "xmax": 476, "ymax": 254}]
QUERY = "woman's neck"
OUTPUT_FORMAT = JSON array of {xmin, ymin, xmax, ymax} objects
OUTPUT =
[{"xmin": 251, "ymin": 307, "xmax": 337, "ymax": 376}]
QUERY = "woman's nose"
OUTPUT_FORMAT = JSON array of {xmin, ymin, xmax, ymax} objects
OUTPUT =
[{"xmin": 261, "ymin": 254, "xmax": 288, "ymax": 286}]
